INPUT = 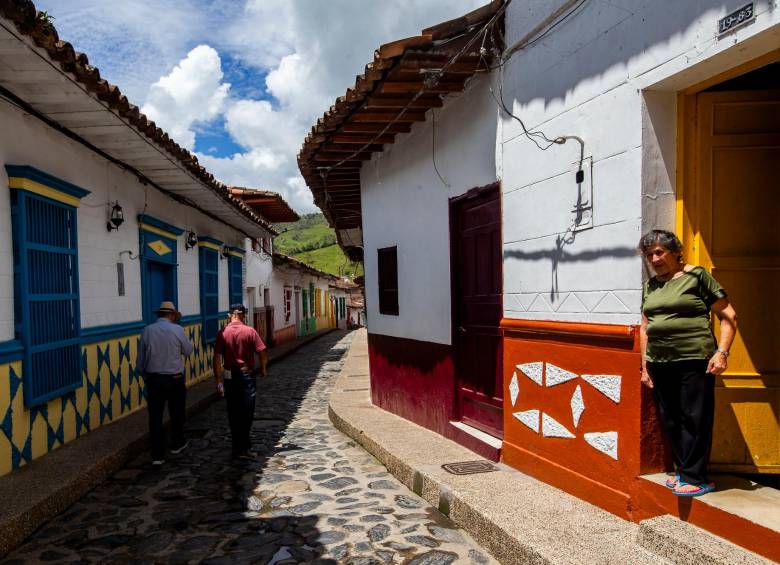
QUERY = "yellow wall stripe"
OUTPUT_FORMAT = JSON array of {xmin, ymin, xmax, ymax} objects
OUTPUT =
[
  {"xmin": 8, "ymin": 177, "xmax": 82, "ymax": 207},
  {"xmin": 198, "ymin": 240, "xmax": 221, "ymax": 251},
  {"xmin": 139, "ymin": 222, "xmax": 179, "ymax": 240},
  {"xmin": 228, "ymin": 251, "xmax": 243, "ymax": 258}
]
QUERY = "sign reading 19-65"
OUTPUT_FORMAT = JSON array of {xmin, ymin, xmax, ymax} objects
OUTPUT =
[{"xmin": 718, "ymin": 3, "xmax": 755, "ymax": 35}]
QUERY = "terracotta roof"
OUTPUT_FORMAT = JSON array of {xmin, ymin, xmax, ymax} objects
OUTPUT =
[
  {"xmin": 229, "ymin": 187, "xmax": 300, "ymax": 223},
  {"xmin": 298, "ymin": 1, "xmax": 504, "ymax": 261},
  {"xmin": 272, "ymin": 252, "xmax": 337, "ymax": 282},
  {"xmin": 0, "ymin": 0, "xmax": 276, "ymax": 238}
]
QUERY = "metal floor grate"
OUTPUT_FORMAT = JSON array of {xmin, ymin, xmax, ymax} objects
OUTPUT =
[{"xmin": 441, "ymin": 460, "xmax": 498, "ymax": 475}]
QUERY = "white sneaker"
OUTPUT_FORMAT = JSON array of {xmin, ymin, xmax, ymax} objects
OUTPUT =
[
  {"xmin": 170, "ymin": 440, "xmax": 189, "ymax": 455},
  {"xmin": 152, "ymin": 459, "xmax": 166, "ymax": 466}
]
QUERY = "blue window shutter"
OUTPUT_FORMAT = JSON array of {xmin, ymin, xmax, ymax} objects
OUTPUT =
[
  {"xmin": 199, "ymin": 247, "xmax": 219, "ymax": 344},
  {"xmin": 11, "ymin": 191, "xmax": 82, "ymax": 406}
]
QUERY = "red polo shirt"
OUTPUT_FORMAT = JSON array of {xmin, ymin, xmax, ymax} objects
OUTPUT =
[{"xmin": 215, "ymin": 321, "xmax": 266, "ymax": 372}]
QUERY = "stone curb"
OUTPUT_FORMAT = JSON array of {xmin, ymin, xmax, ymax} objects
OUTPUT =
[
  {"xmin": 0, "ymin": 327, "xmax": 334, "ymax": 558},
  {"xmin": 637, "ymin": 515, "xmax": 774, "ymax": 565}
]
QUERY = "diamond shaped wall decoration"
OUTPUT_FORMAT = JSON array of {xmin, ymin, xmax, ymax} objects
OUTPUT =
[
  {"xmin": 513, "ymin": 409, "xmax": 540, "ymax": 433},
  {"xmin": 517, "ymin": 362, "xmax": 543, "ymax": 386},
  {"xmin": 581, "ymin": 375, "xmax": 621, "ymax": 403},
  {"xmin": 509, "ymin": 372, "xmax": 520, "ymax": 406},
  {"xmin": 546, "ymin": 363, "xmax": 578, "ymax": 387},
  {"xmin": 147, "ymin": 239, "xmax": 172, "ymax": 256},
  {"xmin": 571, "ymin": 385, "xmax": 585, "ymax": 428},
  {"xmin": 584, "ymin": 431, "xmax": 618, "ymax": 460},
  {"xmin": 542, "ymin": 413, "xmax": 575, "ymax": 438}
]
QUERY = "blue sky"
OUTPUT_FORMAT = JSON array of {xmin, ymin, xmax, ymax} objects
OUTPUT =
[{"xmin": 35, "ymin": 0, "xmax": 485, "ymax": 212}]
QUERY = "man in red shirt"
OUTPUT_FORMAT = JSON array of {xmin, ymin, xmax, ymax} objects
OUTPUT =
[{"xmin": 214, "ymin": 304, "xmax": 268, "ymax": 459}]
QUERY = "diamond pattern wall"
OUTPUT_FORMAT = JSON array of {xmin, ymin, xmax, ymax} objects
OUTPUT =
[{"xmin": 0, "ymin": 321, "xmax": 213, "ymax": 478}]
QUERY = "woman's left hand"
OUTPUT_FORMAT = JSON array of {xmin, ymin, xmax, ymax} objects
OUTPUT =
[{"xmin": 707, "ymin": 352, "xmax": 728, "ymax": 375}]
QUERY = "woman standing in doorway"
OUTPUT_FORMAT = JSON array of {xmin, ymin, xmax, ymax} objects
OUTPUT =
[{"xmin": 639, "ymin": 230, "xmax": 738, "ymax": 497}]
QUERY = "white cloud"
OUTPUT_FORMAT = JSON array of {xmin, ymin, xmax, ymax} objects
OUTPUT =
[
  {"xmin": 141, "ymin": 45, "xmax": 230, "ymax": 150},
  {"xmin": 39, "ymin": 0, "xmax": 485, "ymax": 213}
]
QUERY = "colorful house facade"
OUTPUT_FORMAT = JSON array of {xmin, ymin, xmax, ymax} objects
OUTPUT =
[
  {"xmin": 299, "ymin": 1, "xmax": 779, "ymax": 559},
  {"xmin": 0, "ymin": 2, "xmax": 275, "ymax": 478}
]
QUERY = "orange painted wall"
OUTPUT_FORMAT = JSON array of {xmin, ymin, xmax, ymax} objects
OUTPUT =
[
  {"xmin": 501, "ymin": 319, "xmax": 668, "ymax": 519},
  {"xmin": 272, "ymin": 325, "xmax": 297, "ymax": 346}
]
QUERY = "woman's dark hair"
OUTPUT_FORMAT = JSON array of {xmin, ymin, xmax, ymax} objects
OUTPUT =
[{"xmin": 638, "ymin": 230, "xmax": 683, "ymax": 259}]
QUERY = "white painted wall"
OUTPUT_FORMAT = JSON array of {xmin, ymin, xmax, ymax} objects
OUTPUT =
[
  {"xmin": 244, "ymin": 238, "xmax": 273, "ymax": 308},
  {"xmin": 501, "ymin": 0, "xmax": 780, "ymax": 325},
  {"xmin": 361, "ymin": 74, "xmax": 499, "ymax": 345},
  {"xmin": 270, "ymin": 266, "xmax": 301, "ymax": 331},
  {"xmin": 0, "ymin": 98, "xmax": 251, "ymax": 339}
]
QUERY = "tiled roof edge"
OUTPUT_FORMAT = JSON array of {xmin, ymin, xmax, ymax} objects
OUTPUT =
[{"xmin": 0, "ymin": 0, "xmax": 276, "ymax": 236}]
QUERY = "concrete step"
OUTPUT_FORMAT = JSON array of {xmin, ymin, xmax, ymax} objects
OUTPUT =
[{"xmin": 637, "ymin": 515, "xmax": 776, "ymax": 565}]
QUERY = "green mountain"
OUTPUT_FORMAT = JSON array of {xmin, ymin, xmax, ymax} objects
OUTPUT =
[{"xmin": 274, "ymin": 213, "xmax": 363, "ymax": 278}]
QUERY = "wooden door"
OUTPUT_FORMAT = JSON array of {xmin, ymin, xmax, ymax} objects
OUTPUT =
[
  {"xmin": 693, "ymin": 89, "xmax": 780, "ymax": 473},
  {"xmin": 451, "ymin": 185, "xmax": 503, "ymax": 438}
]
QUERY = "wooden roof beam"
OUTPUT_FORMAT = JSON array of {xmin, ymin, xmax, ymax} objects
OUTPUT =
[
  {"xmin": 351, "ymin": 111, "xmax": 427, "ymax": 122},
  {"xmin": 379, "ymin": 81, "xmax": 465, "ymax": 94},
  {"xmin": 340, "ymin": 122, "xmax": 412, "ymax": 133},
  {"xmin": 364, "ymin": 96, "xmax": 443, "ymax": 109}
]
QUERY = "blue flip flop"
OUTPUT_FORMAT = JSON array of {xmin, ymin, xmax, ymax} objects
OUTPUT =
[{"xmin": 673, "ymin": 481, "xmax": 715, "ymax": 497}]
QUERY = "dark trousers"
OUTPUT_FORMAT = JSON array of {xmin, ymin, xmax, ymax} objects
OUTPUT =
[
  {"xmin": 145, "ymin": 373, "xmax": 186, "ymax": 459},
  {"xmin": 224, "ymin": 372, "xmax": 257, "ymax": 455},
  {"xmin": 648, "ymin": 359, "xmax": 715, "ymax": 484}
]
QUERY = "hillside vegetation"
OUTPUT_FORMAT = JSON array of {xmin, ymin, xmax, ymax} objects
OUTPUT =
[{"xmin": 274, "ymin": 213, "xmax": 363, "ymax": 278}]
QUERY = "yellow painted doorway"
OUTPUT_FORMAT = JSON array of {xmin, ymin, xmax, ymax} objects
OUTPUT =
[{"xmin": 681, "ymin": 62, "xmax": 780, "ymax": 474}]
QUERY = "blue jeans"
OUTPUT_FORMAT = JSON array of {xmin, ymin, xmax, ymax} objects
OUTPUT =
[{"xmin": 224, "ymin": 372, "xmax": 256, "ymax": 455}]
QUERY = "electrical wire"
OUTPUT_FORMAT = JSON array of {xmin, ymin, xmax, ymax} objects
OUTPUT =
[
  {"xmin": 431, "ymin": 108, "xmax": 450, "ymax": 188},
  {"xmin": 317, "ymin": 0, "xmax": 511, "ymax": 182}
]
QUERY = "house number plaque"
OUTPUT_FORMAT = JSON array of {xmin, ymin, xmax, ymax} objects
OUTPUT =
[{"xmin": 718, "ymin": 3, "xmax": 754, "ymax": 35}]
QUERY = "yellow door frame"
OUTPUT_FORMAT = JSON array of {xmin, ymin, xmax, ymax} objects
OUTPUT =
[{"xmin": 676, "ymin": 49, "xmax": 780, "ymax": 474}]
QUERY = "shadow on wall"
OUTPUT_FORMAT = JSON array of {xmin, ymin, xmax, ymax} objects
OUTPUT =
[{"xmin": 504, "ymin": 242, "xmax": 637, "ymax": 302}]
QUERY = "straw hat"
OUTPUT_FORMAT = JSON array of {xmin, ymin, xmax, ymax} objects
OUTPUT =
[{"xmin": 155, "ymin": 301, "xmax": 181, "ymax": 321}]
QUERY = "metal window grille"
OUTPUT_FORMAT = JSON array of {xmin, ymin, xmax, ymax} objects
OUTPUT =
[
  {"xmin": 11, "ymin": 192, "xmax": 82, "ymax": 406},
  {"xmin": 199, "ymin": 247, "xmax": 219, "ymax": 343}
]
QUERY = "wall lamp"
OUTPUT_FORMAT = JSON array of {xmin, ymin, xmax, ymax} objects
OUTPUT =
[
  {"xmin": 106, "ymin": 201, "xmax": 124, "ymax": 232},
  {"xmin": 185, "ymin": 230, "xmax": 198, "ymax": 250},
  {"xmin": 220, "ymin": 244, "xmax": 231, "ymax": 260}
]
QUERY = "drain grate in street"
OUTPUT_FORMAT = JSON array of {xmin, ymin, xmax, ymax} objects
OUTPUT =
[{"xmin": 441, "ymin": 460, "xmax": 498, "ymax": 475}]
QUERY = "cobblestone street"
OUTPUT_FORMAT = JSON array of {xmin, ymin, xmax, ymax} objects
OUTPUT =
[{"xmin": 5, "ymin": 331, "xmax": 496, "ymax": 564}]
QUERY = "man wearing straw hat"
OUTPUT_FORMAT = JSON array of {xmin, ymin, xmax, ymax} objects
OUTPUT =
[{"xmin": 137, "ymin": 301, "xmax": 194, "ymax": 466}]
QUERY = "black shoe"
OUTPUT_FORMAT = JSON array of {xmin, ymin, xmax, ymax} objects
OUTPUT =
[{"xmin": 170, "ymin": 440, "xmax": 189, "ymax": 455}]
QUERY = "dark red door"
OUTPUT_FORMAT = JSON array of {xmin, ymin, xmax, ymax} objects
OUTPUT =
[{"xmin": 451, "ymin": 185, "xmax": 503, "ymax": 438}]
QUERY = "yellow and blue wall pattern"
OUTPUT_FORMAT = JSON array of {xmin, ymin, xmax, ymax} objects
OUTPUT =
[{"xmin": 0, "ymin": 321, "xmax": 218, "ymax": 478}]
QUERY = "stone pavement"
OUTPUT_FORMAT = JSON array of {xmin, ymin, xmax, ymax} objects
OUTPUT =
[{"xmin": 4, "ymin": 330, "xmax": 497, "ymax": 564}]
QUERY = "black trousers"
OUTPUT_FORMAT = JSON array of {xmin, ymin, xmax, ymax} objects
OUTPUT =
[
  {"xmin": 648, "ymin": 359, "xmax": 715, "ymax": 485},
  {"xmin": 224, "ymin": 372, "xmax": 257, "ymax": 455},
  {"xmin": 144, "ymin": 373, "xmax": 186, "ymax": 460}
]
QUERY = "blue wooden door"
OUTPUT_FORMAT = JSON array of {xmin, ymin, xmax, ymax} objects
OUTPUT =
[{"xmin": 145, "ymin": 261, "xmax": 175, "ymax": 320}]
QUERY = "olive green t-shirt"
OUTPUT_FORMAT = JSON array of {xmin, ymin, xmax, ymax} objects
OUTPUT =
[{"xmin": 642, "ymin": 266, "xmax": 727, "ymax": 362}]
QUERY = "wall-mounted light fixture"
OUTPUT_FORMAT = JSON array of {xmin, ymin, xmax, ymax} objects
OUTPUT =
[
  {"xmin": 185, "ymin": 230, "xmax": 198, "ymax": 250},
  {"xmin": 220, "ymin": 244, "xmax": 231, "ymax": 260},
  {"xmin": 106, "ymin": 201, "xmax": 124, "ymax": 232}
]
